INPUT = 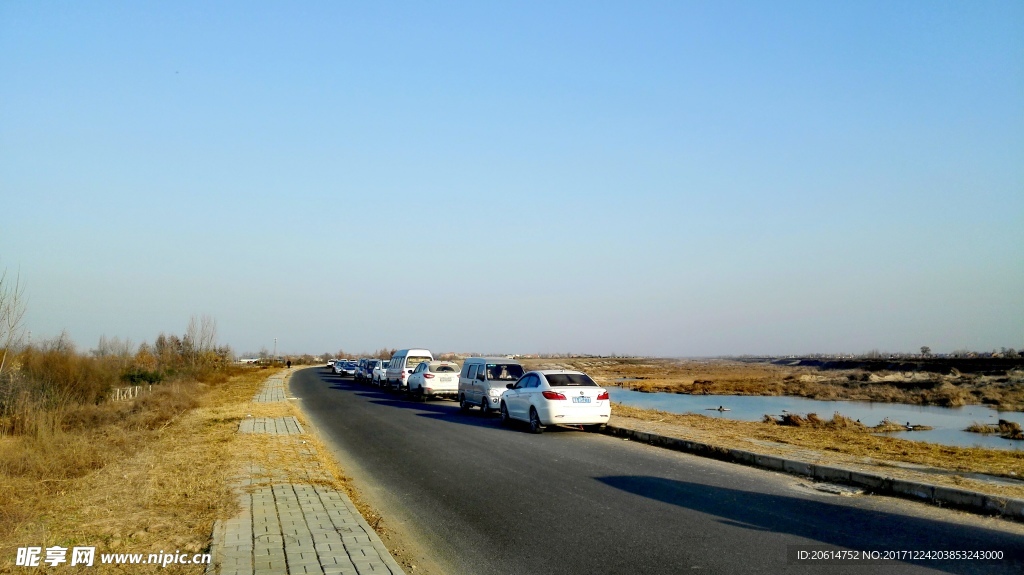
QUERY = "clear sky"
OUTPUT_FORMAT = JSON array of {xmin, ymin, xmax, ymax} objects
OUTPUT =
[{"xmin": 2, "ymin": 1, "xmax": 1021, "ymax": 357}]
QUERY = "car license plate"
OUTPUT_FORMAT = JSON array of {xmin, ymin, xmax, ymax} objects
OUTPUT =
[
  {"xmin": 572, "ymin": 397, "xmax": 591, "ymax": 404},
  {"xmin": 440, "ymin": 376, "xmax": 452, "ymax": 382}
]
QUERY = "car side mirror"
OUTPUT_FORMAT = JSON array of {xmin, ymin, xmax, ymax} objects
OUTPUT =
[
  {"xmin": 477, "ymin": 373, "xmax": 486, "ymax": 381},
  {"xmin": 506, "ymin": 383, "xmax": 514, "ymax": 389}
]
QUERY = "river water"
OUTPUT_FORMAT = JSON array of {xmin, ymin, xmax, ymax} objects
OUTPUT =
[{"xmin": 608, "ymin": 387, "xmax": 1024, "ymax": 451}]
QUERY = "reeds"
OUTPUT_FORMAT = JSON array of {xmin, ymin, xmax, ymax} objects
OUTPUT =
[{"xmin": 966, "ymin": 420, "xmax": 1024, "ymax": 440}]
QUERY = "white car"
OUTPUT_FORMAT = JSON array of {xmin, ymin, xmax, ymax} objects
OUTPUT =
[
  {"xmin": 386, "ymin": 349, "xmax": 433, "ymax": 392},
  {"xmin": 499, "ymin": 370, "xmax": 610, "ymax": 433},
  {"xmin": 371, "ymin": 360, "xmax": 390, "ymax": 386},
  {"xmin": 407, "ymin": 361, "xmax": 461, "ymax": 401}
]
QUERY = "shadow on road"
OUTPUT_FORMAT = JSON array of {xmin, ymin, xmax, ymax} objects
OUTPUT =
[
  {"xmin": 318, "ymin": 371, "xmax": 595, "ymax": 435},
  {"xmin": 596, "ymin": 475, "xmax": 1023, "ymax": 574}
]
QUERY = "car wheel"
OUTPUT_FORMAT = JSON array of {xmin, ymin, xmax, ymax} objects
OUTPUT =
[
  {"xmin": 479, "ymin": 397, "xmax": 489, "ymax": 415},
  {"xmin": 459, "ymin": 395, "xmax": 470, "ymax": 411},
  {"xmin": 500, "ymin": 403, "xmax": 511, "ymax": 427},
  {"xmin": 529, "ymin": 408, "xmax": 544, "ymax": 434}
]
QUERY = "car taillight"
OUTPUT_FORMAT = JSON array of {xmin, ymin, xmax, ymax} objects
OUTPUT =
[
  {"xmin": 542, "ymin": 391, "xmax": 566, "ymax": 400},
  {"xmin": 424, "ymin": 373, "xmax": 434, "ymax": 379},
  {"xmin": 597, "ymin": 391, "xmax": 609, "ymax": 401}
]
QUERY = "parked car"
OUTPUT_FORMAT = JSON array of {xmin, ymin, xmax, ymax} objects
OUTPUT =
[
  {"xmin": 333, "ymin": 360, "xmax": 356, "ymax": 377},
  {"xmin": 325, "ymin": 359, "xmax": 337, "ymax": 371},
  {"xmin": 499, "ymin": 370, "xmax": 610, "ymax": 433},
  {"xmin": 458, "ymin": 357, "xmax": 525, "ymax": 414},
  {"xmin": 371, "ymin": 360, "xmax": 390, "ymax": 386},
  {"xmin": 355, "ymin": 358, "xmax": 374, "ymax": 383},
  {"xmin": 407, "ymin": 361, "xmax": 461, "ymax": 401},
  {"xmin": 386, "ymin": 349, "xmax": 434, "ymax": 392},
  {"xmin": 340, "ymin": 360, "xmax": 358, "ymax": 377}
]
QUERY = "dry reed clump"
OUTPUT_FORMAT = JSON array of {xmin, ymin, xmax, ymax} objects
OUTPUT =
[
  {"xmin": 968, "ymin": 420, "xmax": 1024, "ymax": 440},
  {"xmin": 965, "ymin": 422, "xmax": 997, "ymax": 434},
  {"xmin": 0, "ymin": 366, "xmax": 270, "ymax": 574},
  {"xmin": 999, "ymin": 420, "xmax": 1024, "ymax": 439},
  {"xmin": 762, "ymin": 412, "xmax": 866, "ymax": 430}
]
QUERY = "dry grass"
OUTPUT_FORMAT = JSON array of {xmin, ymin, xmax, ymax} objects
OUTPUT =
[
  {"xmin": 966, "ymin": 421, "xmax": 1024, "ymax": 440},
  {"xmin": 0, "ymin": 366, "xmax": 285, "ymax": 574},
  {"xmin": 611, "ymin": 403, "xmax": 1024, "ymax": 494}
]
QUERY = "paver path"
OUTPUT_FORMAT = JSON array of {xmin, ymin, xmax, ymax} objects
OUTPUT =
[{"xmin": 207, "ymin": 370, "xmax": 405, "ymax": 575}]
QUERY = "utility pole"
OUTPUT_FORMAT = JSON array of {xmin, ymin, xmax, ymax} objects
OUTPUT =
[{"xmin": 274, "ymin": 338, "xmax": 278, "ymax": 360}]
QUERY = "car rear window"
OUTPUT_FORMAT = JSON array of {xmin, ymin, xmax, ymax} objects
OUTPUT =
[
  {"xmin": 485, "ymin": 364, "xmax": 525, "ymax": 380},
  {"xmin": 544, "ymin": 373, "xmax": 597, "ymax": 387},
  {"xmin": 405, "ymin": 356, "xmax": 431, "ymax": 368},
  {"xmin": 433, "ymin": 365, "xmax": 458, "ymax": 373}
]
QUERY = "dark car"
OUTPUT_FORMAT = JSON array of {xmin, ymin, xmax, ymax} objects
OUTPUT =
[
  {"xmin": 355, "ymin": 358, "xmax": 374, "ymax": 383},
  {"xmin": 339, "ymin": 360, "xmax": 358, "ymax": 377}
]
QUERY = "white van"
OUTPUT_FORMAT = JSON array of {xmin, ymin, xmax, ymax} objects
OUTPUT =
[
  {"xmin": 385, "ymin": 348, "xmax": 434, "ymax": 393},
  {"xmin": 458, "ymin": 357, "xmax": 525, "ymax": 413}
]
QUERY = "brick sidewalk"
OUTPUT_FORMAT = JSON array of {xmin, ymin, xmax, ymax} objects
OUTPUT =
[{"xmin": 207, "ymin": 371, "xmax": 406, "ymax": 575}]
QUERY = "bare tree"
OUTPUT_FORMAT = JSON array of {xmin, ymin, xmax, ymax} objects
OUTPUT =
[
  {"xmin": 184, "ymin": 314, "xmax": 218, "ymax": 368},
  {"xmin": 0, "ymin": 268, "xmax": 27, "ymax": 377},
  {"xmin": 199, "ymin": 315, "xmax": 217, "ymax": 356}
]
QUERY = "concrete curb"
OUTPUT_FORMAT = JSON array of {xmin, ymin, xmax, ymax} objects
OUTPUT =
[{"xmin": 603, "ymin": 424, "xmax": 1024, "ymax": 522}]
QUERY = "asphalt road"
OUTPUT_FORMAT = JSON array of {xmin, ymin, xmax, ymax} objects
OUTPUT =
[{"xmin": 291, "ymin": 367, "xmax": 1024, "ymax": 575}]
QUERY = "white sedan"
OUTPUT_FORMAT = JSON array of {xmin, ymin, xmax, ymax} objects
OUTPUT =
[
  {"xmin": 499, "ymin": 370, "xmax": 610, "ymax": 433},
  {"xmin": 407, "ymin": 361, "xmax": 461, "ymax": 401}
]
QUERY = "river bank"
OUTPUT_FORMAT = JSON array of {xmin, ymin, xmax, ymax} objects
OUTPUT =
[
  {"xmin": 520, "ymin": 357, "xmax": 1024, "ymax": 411},
  {"xmin": 609, "ymin": 404, "xmax": 1024, "ymax": 501}
]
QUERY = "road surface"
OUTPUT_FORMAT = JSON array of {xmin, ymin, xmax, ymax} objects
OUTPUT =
[{"xmin": 290, "ymin": 367, "xmax": 1024, "ymax": 575}]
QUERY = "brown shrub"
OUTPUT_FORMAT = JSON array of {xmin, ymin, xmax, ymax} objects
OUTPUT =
[
  {"xmin": 781, "ymin": 413, "xmax": 807, "ymax": 426},
  {"xmin": 128, "ymin": 383, "xmax": 201, "ymax": 429}
]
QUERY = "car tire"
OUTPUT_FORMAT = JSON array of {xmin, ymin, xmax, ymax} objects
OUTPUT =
[
  {"xmin": 500, "ymin": 403, "xmax": 511, "ymax": 427},
  {"xmin": 529, "ymin": 408, "xmax": 544, "ymax": 434},
  {"xmin": 479, "ymin": 397, "xmax": 489, "ymax": 415},
  {"xmin": 459, "ymin": 395, "xmax": 470, "ymax": 411}
]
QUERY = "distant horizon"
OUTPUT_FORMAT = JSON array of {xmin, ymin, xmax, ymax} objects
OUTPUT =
[{"xmin": 23, "ymin": 328, "xmax": 1019, "ymax": 362}]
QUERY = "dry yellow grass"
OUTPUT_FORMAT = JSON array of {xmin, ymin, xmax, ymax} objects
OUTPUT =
[{"xmin": 0, "ymin": 366, "xmax": 361, "ymax": 574}]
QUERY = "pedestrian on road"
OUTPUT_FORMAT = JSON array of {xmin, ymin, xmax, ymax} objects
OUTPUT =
[{"xmin": 287, "ymin": 359, "xmax": 292, "ymax": 369}]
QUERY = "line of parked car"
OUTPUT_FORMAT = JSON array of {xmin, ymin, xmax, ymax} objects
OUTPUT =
[{"xmin": 324, "ymin": 349, "xmax": 611, "ymax": 433}]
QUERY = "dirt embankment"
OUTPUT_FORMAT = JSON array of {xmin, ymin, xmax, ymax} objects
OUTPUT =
[{"xmin": 521, "ymin": 357, "xmax": 1024, "ymax": 411}]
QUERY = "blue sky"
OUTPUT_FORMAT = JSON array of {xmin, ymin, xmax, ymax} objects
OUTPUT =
[{"xmin": 2, "ymin": 1, "xmax": 1021, "ymax": 357}]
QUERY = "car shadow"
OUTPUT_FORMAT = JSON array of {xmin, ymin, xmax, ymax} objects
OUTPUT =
[
  {"xmin": 595, "ymin": 475, "xmax": 1023, "ymax": 573},
  {"xmin": 319, "ymin": 373, "xmax": 614, "ymax": 435}
]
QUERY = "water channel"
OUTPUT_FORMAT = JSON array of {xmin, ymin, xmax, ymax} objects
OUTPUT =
[{"xmin": 609, "ymin": 386, "xmax": 1024, "ymax": 451}]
